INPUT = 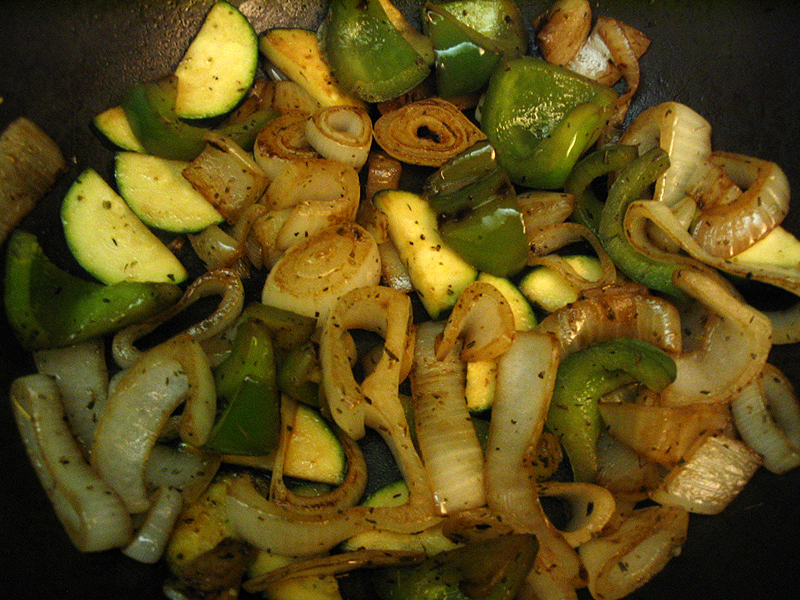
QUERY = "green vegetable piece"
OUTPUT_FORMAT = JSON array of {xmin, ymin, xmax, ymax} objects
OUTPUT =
[
  {"xmin": 426, "ymin": 141, "xmax": 528, "ymax": 278},
  {"xmin": 4, "ymin": 230, "xmax": 181, "ymax": 351},
  {"xmin": 546, "ymin": 338, "xmax": 677, "ymax": 482},
  {"xmin": 596, "ymin": 147, "xmax": 686, "ymax": 298},
  {"xmin": 319, "ymin": 0, "xmax": 434, "ymax": 103},
  {"xmin": 372, "ymin": 533, "xmax": 537, "ymax": 600},
  {"xmin": 277, "ymin": 342, "xmax": 321, "ymax": 407},
  {"xmin": 431, "ymin": 0, "xmax": 527, "ymax": 57},
  {"xmin": 205, "ymin": 319, "xmax": 280, "ymax": 456},
  {"xmin": 239, "ymin": 302, "xmax": 316, "ymax": 349},
  {"xmin": 423, "ymin": 3, "xmax": 502, "ymax": 98},
  {"xmin": 565, "ymin": 144, "xmax": 639, "ymax": 232},
  {"xmin": 480, "ymin": 56, "xmax": 617, "ymax": 189}
]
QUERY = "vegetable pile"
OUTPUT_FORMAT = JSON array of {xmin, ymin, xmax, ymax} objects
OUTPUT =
[{"xmin": 4, "ymin": 1, "xmax": 800, "ymax": 600}]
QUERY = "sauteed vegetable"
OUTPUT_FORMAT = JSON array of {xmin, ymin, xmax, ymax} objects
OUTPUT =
[{"xmin": 3, "ymin": 1, "xmax": 800, "ymax": 600}]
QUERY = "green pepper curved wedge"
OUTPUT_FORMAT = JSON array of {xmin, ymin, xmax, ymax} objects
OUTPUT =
[
  {"xmin": 480, "ymin": 56, "xmax": 617, "ymax": 189},
  {"xmin": 565, "ymin": 144, "xmax": 639, "ymax": 232},
  {"xmin": 4, "ymin": 230, "xmax": 182, "ymax": 351},
  {"xmin": 319, "ymin": 0, "xmax": 434, "ymax": 103},
  {"xmin": 546, "ymin": 338, "xmax": 677, "ymax": 482},
  {"xmin": 597, "ymin": 147, "xmax": 687, "ymax": 298}
]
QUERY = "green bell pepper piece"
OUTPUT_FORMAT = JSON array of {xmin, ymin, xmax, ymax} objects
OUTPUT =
[
  {"xmin": 596, "ymin": 147, "xmax": 687, "ymax": 298},
  {"xmin": 319, "ymin": 0, "xmax": 434, "ymax": 103},
  {"xmin": 422, "ymin": 3, "xmax": 502, "ymax": 98},
  {"xmin": 239, "ymin": 301, "xmax": 316, "ymax": 350},
  {"xmin": 425, "ymin": 141, "xmax": 528, "ymax": 278},
  {"xmin": 372, "ymin": 533, "xmax": 537, "ymax": 600},
  {"xmin": 480, "ymin": 56, "xmax": 617, "ymax": 189},
  {"xmin": 205, "ymin": 318, "xmax": 280, "ymax": 456},
  {"xmin": 277, "ymin": 341, "xmax": 321, "ymax": 407},
  {"xmin": 4, "ymin": 230, "xmax": 181, "ymax": 351},
  {"xmin": 546, "ymin": 338, "xmax": 677, "ymax": 482},
  {"xmin": 565, "ymin": 144, "xmax": 639, "ymax": 232},
  {"xmin": 430, "ymin": 0, "xmax": 527, "ymax": 58}
]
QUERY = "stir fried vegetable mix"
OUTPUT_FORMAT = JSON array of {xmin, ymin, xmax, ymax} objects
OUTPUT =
[{"xmin": 5, "ymin": 1, "xmax": 800, "ymax": 599}]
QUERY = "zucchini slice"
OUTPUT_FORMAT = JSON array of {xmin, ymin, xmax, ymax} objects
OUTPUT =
[
  {"xmin": 283, "ymin": 403, "xmax": 347, "ymax": 486},
  {"xmin": 61, "ymin": 168, "xmax": 188, "ymax": 285},
  {"xmin": 93, "ymin": 106, "xmax": 146, "ymax": 153},
  {"xmin": 114, "ymin": 151, "xmax": 223, "ymax": 233},
  {"xmin": 173, "ymin": 1, "xmax": 259, "ymax": 119}
]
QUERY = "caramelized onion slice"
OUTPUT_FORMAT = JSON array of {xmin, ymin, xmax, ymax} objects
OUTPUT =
[
  {"xmin": 253, "ymin": 110, "xmax": 319, "ymax": 179},
  {"xmin": 373, "ymin": 98, "xmax": 486, "ymax": 167},
  {"xmin": 305, "ymin": 105, "xmax": 373, "ymax": 169}
]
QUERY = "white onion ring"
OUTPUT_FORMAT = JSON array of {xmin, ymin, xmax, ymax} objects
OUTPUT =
[
  {"xmin": 305, "ymin": 105, "xmax": 373, "ymax": 169},
  {"xmin": 10, "ymin": 374, "xmax": 133, "ymax": 551},
  {"xmin": 122, "ymin": 487, "xmax": 184, "ymax": 564},
  {"xmin": 537, "ymin": 481, "xmax": 616, "ymax": 548}
]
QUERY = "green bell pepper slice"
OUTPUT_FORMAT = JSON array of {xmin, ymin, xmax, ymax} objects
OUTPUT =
[
  {"xmin": 565, "ymin": 144, "xmax": 639, "ymax": 232},
  {"xmin": 319, "ymin": 0, "xmax": 434, "ymax": 103},
  {"xmin": 204, "ymin": 318, "xmax": 280, "ymax": 456},
  {"xmin": 546, "ymin": 338, "xmax": 677, "ymax": 482},
  {"xmin": 425, "ymin": 141, "xmax": 528, "ymax": 278},
  {"xmin": 480, "ymin": 56, "xmax": 617, "ymax": 189},
  {"xmin": 372, "ymin": 533, "xmax": 537, "ymax": 600},
  {"xmin": 239, "ymin": 301, "xmax": 316, "ymax": 350},
  {"xmin": 4, "ymin": 230, "xmax": 181, "ymax": 351},
  {"xmin": 277, "ymin": 341, "xmax": 321, "ymax": 407},
  {"xmin": 430, "ymin": 0, "xmax": 527, "ymax": 57},
  {"xmin": 597, "ymin": 147, "xmax": 687, "ymax": 298},
  {"xmin": 422, "ymin": 3, "xmax": 502, "ymax": 98}
]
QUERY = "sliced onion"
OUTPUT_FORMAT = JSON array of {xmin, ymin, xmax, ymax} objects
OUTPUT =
[
  {"xmin": 0, "ymin": 117, "xmax": 66, "ymax": 244},
  {"xmin": 122, "ymin": 487, "xmax": 184, "ymax": 564},
  {"xmin": 731, "ymin": 363, "xmax": 800, "ymax": 474},
  {"xmin": 263, "ymin": 158, "xmax": 361, "ymax": 256},
  {"xmin": 10, "ymin": 374, "xmax": 133, "ymax": 551},
  {"xmin": 271, "ymin": 79, "xmax": 320, "ymax": 116},
  {"xmin": 112, "ymin": 268, "xmax": 245, "ymax": 369},
  {"xmin": 145, "ymin": 443, "xmax": 220, "ymax": 505},
  {"xmin": 253, "ymin": 111, "xmax": 319, "ymax": 179},
  {"xmin": 269, "ymin": 397, "xmax": 368, "ymax": 514},
  {"xmin": 305, "ymin": 105, "xmax": 373, "ymax": 169},
  {"xmin": 485, "ymin": 331, "xmax": 582, "ymax": 584},
  {"xmin": 689, "ymin": 152, "xmax": 790, "ymax": 258},
  {"xmin": 373, "ymin": 98, "xmax": 487, "ymax": 167},
  {"xmin": 579, "ymin": 505, "xmax": 689, "ymax": 600},
  {"xmin": 650, "ymin": 434, "xmax": 762, "ymax": 514},
  {"xmin": 535, "ymin": 283, "xmax": 683, "ymax": 359},
  {"xmin": 434, "ymin": 281, "xmax": 516, "ymax": 363},
  {"xmin": 517, "ymin": 190, "xmax": 576, "ymax": 233},
  {"xmin": 33, "ymin": 338, "xmax": 108, "ymax": 454},
  {"xmin": 536, "ymin": 481, "xmax": 616, "ymax": 548},
  {"xmin": 92, "ymin": 335, "xmax": 216, "ymax": 513},
  {"xmin": 618, "ymin": 102, "xmax": 712, "ymax": 207},
  {"xmin": 411, "ymin": 321, "xmax": 486, "ymax": 513},
  {"xmin": 261, "ymin": 223, "xmax": 381, "ymax": 323},
  {"xmin": 188, "ymin": 224, "xmax": 247, "ymax": 274},
  {"xmin": 595, "ymin": 432, "xmax": 661, "ymax": 501},
  {"xmin": 320, "ymin": 286, "xmax": 437, "ymax": 517},
  {"xmin": 568, "ymin": 17, "xmax": 650, "ymax": 87},
  {"xmin": 182, "ymin": 133, "xmax": 269, "ymax": 223},
  {"xmin": 599, "ymin": 402, "xmax": 732, "ymax": 467},
  {"xmin": 660, "ymin": 268, "xmax": 772, "ymax": 406},
  {"xmin": 534, "ymin": 0, "xmax": 592, "ymax": 67}
]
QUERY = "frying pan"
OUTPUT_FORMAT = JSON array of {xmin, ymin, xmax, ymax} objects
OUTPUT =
[{"xmin": 1, "ymin": 1, "xmax": 799, "ymax": 599}]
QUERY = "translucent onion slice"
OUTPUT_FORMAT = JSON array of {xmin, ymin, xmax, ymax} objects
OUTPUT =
[
  {"xmin": 145, "ymin": 443, "xmax": 221, "ymax": 505},
  {"xmin": 534, "ymin": 0, "xmax": 592, "ymax": 67},
  {"xmin": 731, "ymin": 363, "xmax": 800, "ymax": 474},
  {"xmin": 650, "ymin": 434, "xmax": 762, "ymax": 514},
  {"xmin": 485, "ymin": 331, "xmax": 582, "ymax": 584},
  {"xmin": 122, "ymin": 487, "xmax": 183, "ymax": 564},
  {"xmin": 253, "ymin": 110, "xmax": 319, "ymax": 179},
  {"xmin": 536, "ymin": 283, "xmax": 683, "ymax": 359},
  {"xmin": 579, "ymin": 505, "xmax": 689, "ymax": 600},
  {"xmin": 261, "ymin": 223, "xmax": 381, "ymax": 323},
  {"xmin": 660, "ymin": 268, "xmax": 772, "ymax": 406},
  {"xmin": 689, "ymin": 152, "xmax": 790, "ymax": 258},
  {"xmin": 618, "ymin": 102, "xmax": 712, "ymax": 206},
  {"xmin": 536, "ymin": 481, "xmax": 616, "ymax": 548},
  {"xmin": 10, "ymin": 374, "xmax": 133, "ymax": 551},
  {"xmin": 112, "ymin": 268, "xmax": 245, "ymax": 369},
  {"xmin": 517, "ymin": 190, "xmax": 576, "ymax": 233},
  {"xmin": 182, "ymin": 133, "xmax": 269, "ymax": 223},
  {"xmin": 263, "ymin": 158, "xmax": 361, "ymax": 255},
  {"xmin": 595, "ymin": 432, "xmax": 661, "ymax": 501},
  {"xmin": 411, "ymin": 321, "xmax": 486, "ymax": 513},
  {"xmin": 33, "ymin": 338, "xmax": 109, "ymax": 454},
  {"xmin": 188, "ymin": 224, "xmax": 246, "ymax": 273},
  {"xmin": 434, "ymin": 281, "xmax": 516, "ymax": 363},
  {"xmin": 92, "ymin": 335, "xmax": 216, "ymax": 513},
  {"xmin": 305, "ymin": 105, "xmax": 373, "ymax": 169},
  {"xmin": 0, "ymin": 117, "xmax": 66, "ymax": 244},
  {"xmin": 372, "ymin": 98, "xmax": 487, "ymax": 167}
]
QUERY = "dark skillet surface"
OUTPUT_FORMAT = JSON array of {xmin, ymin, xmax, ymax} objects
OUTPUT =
[{"xmin": 1, "ymin": 1, "xmax": 799, "ymax": 599}]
